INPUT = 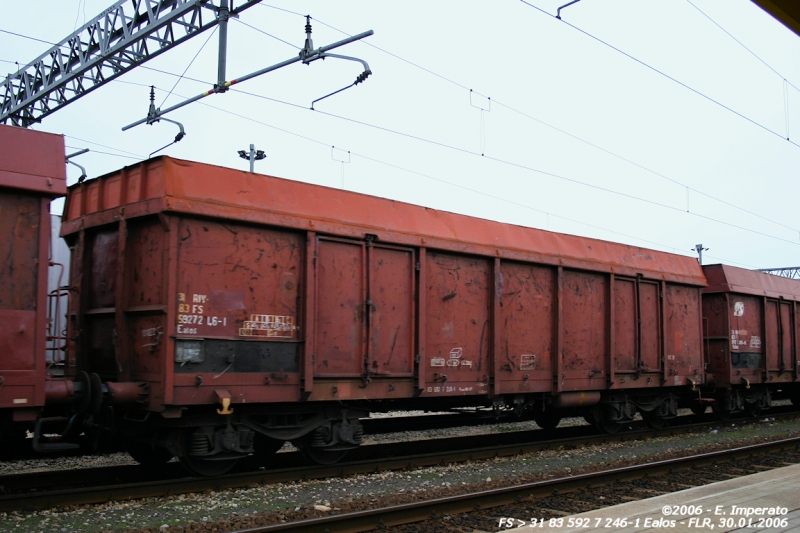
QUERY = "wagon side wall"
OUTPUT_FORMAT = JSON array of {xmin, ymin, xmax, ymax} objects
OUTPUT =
[{"xmin": 0, "ymin": 125, "xmax": 66, "ymax": 416}]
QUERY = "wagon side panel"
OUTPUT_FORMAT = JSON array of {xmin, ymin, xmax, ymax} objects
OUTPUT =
[
  {"xmin": 561, "ymin": 270, "xmax": 607, "ymax": 391},
  {"xmin": 424, "ymin": 251, "xmax": 491, "ymax": 396},
  {"xmin": 497, "ymin": 260, "xmax": 555, "ymax": 393}
]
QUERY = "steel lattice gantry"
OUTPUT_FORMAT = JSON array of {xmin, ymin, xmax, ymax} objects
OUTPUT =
[
  {"xmin": 758, "ymin": 267, "xmax": 800, "ymax": 279},
  {"xmin": 1, "ymin": 0, "xmax": 260, "ymax": 127}
]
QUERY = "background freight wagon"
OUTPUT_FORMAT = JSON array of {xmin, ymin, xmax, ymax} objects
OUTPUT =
[
  {"xmin": 0, "ymin": 126, "xmax": 66, "ymax": 424},
  {"xmin": 702, "ymin": 264, "xmax": 800, "ymax": 417}
]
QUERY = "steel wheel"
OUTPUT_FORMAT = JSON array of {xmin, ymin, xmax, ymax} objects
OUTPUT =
[
  {"xmin": 641, "ymin": 410, "xmax": 666, "ymax": 429},
  {"xmin": 294, "ymin": 435, "xmax": 349, "ymax": 465},
  {"xmin": 239, "ymin": 433, "xmax": 284, "ymax": 470},
  {"xmin": 178, "ymin": 430, "xmax": 239, "ymax": 477},
  {"xmin": 745, "ymin": 403, "xmax": 762, "ymax": 418},
  {"xmin": 534, "ymin": 411, "xmax": 562, "ymax": 430},
  {"xmin": 125, "ymin": 438, "xmax": 174, "ymax": 466},
  {"xmin": 598, "ymin": 417, "xmax": 621, "ymax": 434},
  {"xmin": 179, "ymin": 453, "xmax": 239, "ymax": 477},
  {"xmin": 712, "ymin": 404, "xmax": 732, "ymax": 421},
  {"xmin": 0, "ymin": 420, "xmax": 29, "ymax": 459},
  {"xmin": 592, "ymin": 405, "xmax": 621, "ymax": 434}
]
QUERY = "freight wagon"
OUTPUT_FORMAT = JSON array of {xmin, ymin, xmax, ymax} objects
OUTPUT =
[
  {"xmin": 701, "ymin": 264, "xmax": 800, "ymax": 418},
  {"xmin": 0, "ymin": 125, "xmax": 69, "ymax": 452},
  {"xmin": 58, "ymin": 156, "xmax": 708, "ymax": 474}
]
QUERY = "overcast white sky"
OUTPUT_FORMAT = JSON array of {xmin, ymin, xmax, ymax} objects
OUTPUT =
[{"xmin": 3, "ymin": 0, "xmax": 800, "ymax": 270}]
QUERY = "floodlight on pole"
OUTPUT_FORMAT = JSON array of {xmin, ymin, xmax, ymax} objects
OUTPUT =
[
  {"xmin": 692, "ymin": 244, "xmax": 709, "ymax": 265},
  {"xmin": 238, "ymin": 144, "xmax": 266, "ymax": 172}
]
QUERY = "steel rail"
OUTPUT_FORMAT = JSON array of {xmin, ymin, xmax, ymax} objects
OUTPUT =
[
  {"xmin": 0, "ymin": 409, "xmax": 796, "ymax": 512},
  {"xmin": 226, "ymin": 436, "xmax": 800, "ymax": 533},
  {"xmin": 0, "ymin": 410, "xmax": 505, "ymax": 463}
]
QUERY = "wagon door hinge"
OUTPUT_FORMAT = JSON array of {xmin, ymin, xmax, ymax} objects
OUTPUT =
[{"xmin": 365, "ymin": 233, "xmax": 377, "ymax": 247}]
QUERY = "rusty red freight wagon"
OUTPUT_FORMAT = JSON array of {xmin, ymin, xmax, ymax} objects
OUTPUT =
[
  {"xmin": 61, "ymin": 156, "xmax": 706, "ymax": 473},
  {"xmin": 702, "ymin": 264, "xmax": 800, "ymax": 417},
  {"xmin": 0, "ymin": 124, "xmax": 66, "ymax": 443}
]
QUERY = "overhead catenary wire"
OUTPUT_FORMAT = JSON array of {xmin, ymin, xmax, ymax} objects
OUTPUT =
[
  {"xmin": 0, "ymin": 15, "xmax": 788, "ymax": 264},
  {"xmin": 199, "ymin": 94, "xmax": 761, "ymax": 269},
  {"xmin": 6, "ymin": 16, "xmax": 794, "ymax": 237},
  {"xmin": 138, "ymin": 82, "xmax": 754, "ymax": 268},
  {"xmin": 517, "ymin": 0, "xmax": 800, "ymax": 151},
  {"xmin": 0, "ymin": 27, "xmax": 56, "ymax": 46},
  {"xmin": 160, "ymin": 25, "xmax": 218, "ymax": 109},
  {"xmin": 263, "ymin": 8, "xmax": 799, "ymax": 235},
  {"xmin": 234, "ymin": 17, "xmax": 297, "ymax": 50},
  {"xmin": 310, "ymin": 110, "xmax": 800, "ymax": 247},
  {"xmin": 65, "ymin": 145, "xmax": 141, "ymax": 160},
  {"xmin": 72, "ymin": 0, "xmax": 86, "ymax": 34},
  {"xmin": 686, "ymin": 0, "xmax": 798, "ymax": 142},
  {"xmin": 686, "ymin": 0, "xmax": 800, "ymax": 93},
  {"xmin": 125, "ymin": 60, "xmax": 800, "ymax": 248},
  {"xmin": 21, "ymin": 60, "xmax": 756, "ymax": 269},
  {"xmin": 64, "ymin": 135, "xmax": 144, "ymax": 159}
]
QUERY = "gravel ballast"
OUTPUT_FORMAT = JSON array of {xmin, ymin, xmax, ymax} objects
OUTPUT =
[{"xmin": 1, "ymin": 414, "xmax": 799, "ymax": 533}]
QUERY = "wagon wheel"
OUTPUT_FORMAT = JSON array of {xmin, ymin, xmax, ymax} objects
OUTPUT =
[
  {"xmin": 597, "ymin": 417, "xmax": 621, "ymax": 434},
  {"xmin": 744, "ymin": 403, "xmax": 761, "ymax": 418},
  {"xmin": 0, "ymin": 420, "xmax": 29, "ymax": 459},
  {"xmin": 592, "ymin": 406, "xmax": 621, "ymax": 434},
  {"xmin": 791, "ymin": 395, "xmax": 800, "ymax": 407},
  {"xmin": 178, "ymin": 430, "xmax": 240, "ymax": 477},
  {"xmin": 712, "ymin": 403, "xmax": 732, "ymax": 421},
  {"xmin": 294, "ymin": 434, "xmax": 349, "ymax": 466},
  {"xmin": 239, "ymin": 433, "xmax": 285, "ymax": 470},
  {"xmin": 180, "ymin": 453, "xmax": 239, "ymax": 477},
  {"xmin": 690, "ymin": 404, "xmax": 708, "ymax": 416},
  {"xmin": 125, "ymin": 438, "xmax": 174, "ymax": 466},
  {"xmin": 640, "ymin": 410, "xmax": 666, "ymax": 429},
  {"xmin": 533, "ymin": 411, "xmax": 562, "ymax": 431}
]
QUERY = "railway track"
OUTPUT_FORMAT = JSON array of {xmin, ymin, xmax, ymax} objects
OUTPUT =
[
  {"xmin": 0, "ymin": 410, "xmax": 530, "ymax": 462},
  {"xmin": 1, "ymin": 409, "xmax": 795, "ymax": 512},
  {"xmin": 224, "ymin": 436, "xmax": 800, "ymax": 533}
]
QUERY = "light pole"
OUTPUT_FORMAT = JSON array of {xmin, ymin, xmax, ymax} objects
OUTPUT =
[
  {"xmin": 693, "ymin": 244, "xmax": 709, "ymax": 265},
  {"xmin": 237, "ymin": 144, "xmax": 266, "ymax": 172}
]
